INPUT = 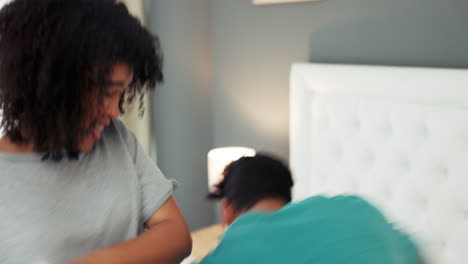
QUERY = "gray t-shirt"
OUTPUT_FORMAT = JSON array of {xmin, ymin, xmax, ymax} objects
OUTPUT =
[{"xmin": 0, "ymin": 120, "xmax": 176, "ymax": 264}]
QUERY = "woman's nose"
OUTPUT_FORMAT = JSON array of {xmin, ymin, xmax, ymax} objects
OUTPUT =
[{"xmin": 106, "ymin": 99, "xmax": 120, "ymax": 119}]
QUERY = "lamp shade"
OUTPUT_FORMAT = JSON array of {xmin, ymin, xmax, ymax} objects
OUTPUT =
[{"xmin": 207, "ymin": 147, "xmax": 256, "ymax": 192}]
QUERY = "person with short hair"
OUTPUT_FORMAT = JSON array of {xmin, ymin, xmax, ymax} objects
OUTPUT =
[
  {"xmin": 0, "ymin": 0, "xmax": 191, "ymax": 263},
  {"xmin": 200, "ymin": 153, "xmax": 419, "ymax": 264}
]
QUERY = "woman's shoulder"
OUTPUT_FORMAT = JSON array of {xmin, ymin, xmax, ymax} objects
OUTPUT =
[
  {"xmin": 97, "ymin": 119, "xmax": 140, "ymax": 160},
  {"xmin": 87, "ymin": 119, "xmax": 131, "ymax": 156},
  {"xmin": 102, "ymin": 119, "xmax": 133, "ymax": 144},
  {"xmin": 106, "ymin": 119, "xmax": 128, "ymax": 136}
]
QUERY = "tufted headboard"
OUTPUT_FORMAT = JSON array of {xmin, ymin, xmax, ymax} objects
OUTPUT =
[{"xmin": 289, "ymin": 63, "xmax": 468, "ymax": 264}]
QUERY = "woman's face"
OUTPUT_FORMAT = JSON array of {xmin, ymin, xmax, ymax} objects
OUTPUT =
[{"xmin": 78, "ymin": 62, "xmax": 133, "ymax": 152}]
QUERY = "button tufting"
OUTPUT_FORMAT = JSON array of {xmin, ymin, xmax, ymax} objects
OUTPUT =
[
  {"xmin": 353, "ymin": 119, "xmax": 360, "ymax": 129},
  {"xmin": 383, "ymin": 122, "xmax": 393, "ymax": 137},
  {"xmin": 383, "ymin": 189, "xmax": 392, "ymax": 199},
  {"xmin": 351, "ymin": 182, "xmax": 359, "ymax": 191},
  {"xmin": 439, "ymin": 166, "xmax": 449, "ymax": 177},
  {"xmin": 319, "ymin": 174, "xmax": 327, "ymax": 184},
  {"xmin": 332, "ymin": 145, "xmax": 343, "ymax": 158},
  {"xmin": 418, "ymin": 198, "xmax": 429, "ymax": 210},
  {"xmin": 319, "ymin": 116, "xmax": 329, "ymax": 130},
  {"xmin": 291, "ymin": 67, "xmax": 468, "ymax": 264},
  {"xmin": 399, "ymin": 158, "xmax": 411, "ymax": 171},
  {"xmin": 365, "ymin": 154, "xmax": 375, "ymax": 165},
  {"xmin": 420, "ymin": 123, "xmax": 429, "ymax": 138},
  {"xmin": 440, "ymin": 241, "xmax": 447, "ymax": 249}
]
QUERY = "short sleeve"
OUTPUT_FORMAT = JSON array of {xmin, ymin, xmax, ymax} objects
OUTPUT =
[{"xmin": 113, "ymin": 120, "xmax": 177, "ymax": 224}]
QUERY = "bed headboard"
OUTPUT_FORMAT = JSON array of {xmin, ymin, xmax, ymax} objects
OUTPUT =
[{"xmin": 289, "ymin": 63, "xmax": 468, "ymax": 264}]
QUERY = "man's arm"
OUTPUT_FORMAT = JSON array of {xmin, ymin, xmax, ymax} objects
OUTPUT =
[{"xmin": 70, "ymin": 196, "xmax": 192, "ymax": 264}]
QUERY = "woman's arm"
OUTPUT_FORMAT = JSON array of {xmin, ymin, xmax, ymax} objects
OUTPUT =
[{"xmin": 70, "ymin": 197, "xmax": 192, "ymax": 264}]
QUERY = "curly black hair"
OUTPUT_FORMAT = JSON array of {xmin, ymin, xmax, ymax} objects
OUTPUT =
[
  {"xmin": 0, "ymin": 0, "xmax": 163, "ymax": 160},
  {"xmin": 208, "ymin": 153, "xmax": 294, "ymax": 211}
]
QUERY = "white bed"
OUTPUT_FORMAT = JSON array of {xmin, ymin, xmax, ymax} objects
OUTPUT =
[{"xmin": 289, "ymin": 63, "xmax": 468, "ymax": 264}]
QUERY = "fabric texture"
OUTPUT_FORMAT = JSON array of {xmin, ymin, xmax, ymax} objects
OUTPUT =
[
  {"xmin": 200, "ymin": 195, "xmax": 419, "ymax": 264},
  {"xmin": 0, "ymin": 120, "xmax": 175, "ymax": 264}
]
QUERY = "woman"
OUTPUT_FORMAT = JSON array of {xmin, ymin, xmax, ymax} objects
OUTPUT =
[{"xmin": 0, "ymin": 0, "xmax": 191, "ymax": 263}]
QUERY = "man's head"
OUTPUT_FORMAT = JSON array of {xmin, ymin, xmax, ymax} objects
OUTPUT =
[
  {"xmin": 0, "ymin": 0, "xmax": 162, "ymax": 160},
  {"xmin": 208, "ymin": 153, "xmax": 294, "ymax": 225}
]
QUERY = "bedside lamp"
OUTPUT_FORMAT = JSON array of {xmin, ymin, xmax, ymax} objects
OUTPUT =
[{"xmin": 207, "ymin": 147, "xmax": 255, "ymax": 192}]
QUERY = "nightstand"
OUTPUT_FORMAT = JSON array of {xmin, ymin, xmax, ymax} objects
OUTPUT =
[{"xmin": 189, "ymin": 224, "xmax": 224, "ymax": 260}]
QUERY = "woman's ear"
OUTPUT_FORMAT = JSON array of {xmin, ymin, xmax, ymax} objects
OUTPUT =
[{"xmin": 221, "ymin": 198, "xmax": 237, "ymax": 226}]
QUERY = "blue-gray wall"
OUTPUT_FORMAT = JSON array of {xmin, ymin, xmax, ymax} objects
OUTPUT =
[
  {"xmin": 149, "ymin": 0, "xmax": 468, "ymax": 228},
  {"xmin": 212, "ymin": 0, "xmax": 468, "ymax": 162},
  {"xmin": 148, "ymin": 0, "xmax": 214, "ymax": 230}
]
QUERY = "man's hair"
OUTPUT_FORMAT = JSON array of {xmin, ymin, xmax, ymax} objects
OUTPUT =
[
  {"xmin": 0, "ymin": 0, "xmax": 162, "ymax": 160},
  {"xmin": 208, "ymin": 153, "xmax": 294, "ymax": 211}
]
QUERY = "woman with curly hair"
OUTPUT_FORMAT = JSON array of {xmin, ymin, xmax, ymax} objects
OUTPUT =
[{"xmin": 0, "ymin": 0, "xmax": 191, "ymax": 263}]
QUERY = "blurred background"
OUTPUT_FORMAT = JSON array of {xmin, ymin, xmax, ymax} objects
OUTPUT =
[
  {"xmin": 144, "ymin": 0, "xmax": 468, "ymax": 230},
  {"xmin": 1, "ymin": 0, "xmax": 466, "ymax": 231}
]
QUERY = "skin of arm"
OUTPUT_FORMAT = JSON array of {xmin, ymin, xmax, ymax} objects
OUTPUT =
[{"xmin": 68, "ymin": 196, "xmax": 192, "ymax": 264}]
